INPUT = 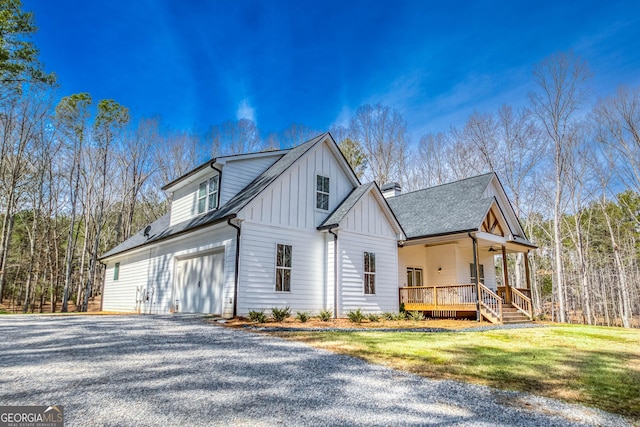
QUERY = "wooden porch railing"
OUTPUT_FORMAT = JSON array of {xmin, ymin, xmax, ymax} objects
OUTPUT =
[
  {"xmin": 399, "ymin": 284, "xmax": 502, "ymax": 323},
  {"xmin": 510, "ymin": 287, "xmax": 533, "ymax": 320},
  {"xmin": 479, "ymin": 283, "xmax": 502, "ymax": 322},
  {"xmin": 399, "ymin": 284, "xmax": 477, "ymax": 311}
]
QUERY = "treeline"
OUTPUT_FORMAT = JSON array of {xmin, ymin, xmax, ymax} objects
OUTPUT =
[{"xmin": 0, "ymin": 2, "xmax": 638, "ymax": 326}]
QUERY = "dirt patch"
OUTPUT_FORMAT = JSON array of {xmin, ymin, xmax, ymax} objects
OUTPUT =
[{"xmin": 212, "ymin": 316, "xmax": 494, "ymax": 330}]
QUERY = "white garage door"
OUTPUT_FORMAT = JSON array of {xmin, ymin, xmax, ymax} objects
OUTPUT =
[{"xmin": 174, "ymin": 250, "xmax": 224, "ymax": 314}]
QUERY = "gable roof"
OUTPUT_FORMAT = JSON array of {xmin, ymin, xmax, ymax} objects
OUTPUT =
[
  {"xmin": 386, "ymin": 173, "xmax": 505, "ymax": 240},
  {"xmin": 318, "ymin": 182, "xmax": 405, "ymax": 237},
  {"xmin": 101, "ymin": 133, "xmax": 338, "ymax": 260}
]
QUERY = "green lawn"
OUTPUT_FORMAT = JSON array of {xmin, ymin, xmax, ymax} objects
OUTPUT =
[{"xmin": 276, "ymin": 324, "xmax": 640, "ymax": 421}]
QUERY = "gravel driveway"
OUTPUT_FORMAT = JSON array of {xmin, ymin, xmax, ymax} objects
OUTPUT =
[{"xmin": 0, "ymin": 315, "xmax": 629, "ymax": 426}]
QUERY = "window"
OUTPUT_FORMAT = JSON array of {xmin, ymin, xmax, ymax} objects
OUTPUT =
[
  {"xmin": 316, "ymin": 175, "xmax": 329, "ymax": 210},
  {"xmin": 407, "ymin": 267, "xmax": 423, "ymax": 287},
  {"xmin": 208, "ymin": 176, "xmax": 219, "ymax": 210},
  {"xmin": 364, "ymin": 252, "xmax": 376, "ymax": 294},
  {"xmin": 198, "ymin": 175, "xmax": 219, "ymax": 214},
  {"xmin": 470, "ymin": 263, "xmax": 485, "ymax": 284},
  {"xmin": 113, "ymin": 262, "xmax": 120, "ymax": 281},
  {"xmin": 197, "ymin": 182, "xmax": 207, "ymax": 214},
  {"xmin": 276, "ymin": 244, "xmax": 292, "ymax": 292}
]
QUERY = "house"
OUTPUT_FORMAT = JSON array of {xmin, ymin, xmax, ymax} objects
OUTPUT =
[{"xmin": 100, "ymin": 133, "xmax": 535, "ymax": 323}]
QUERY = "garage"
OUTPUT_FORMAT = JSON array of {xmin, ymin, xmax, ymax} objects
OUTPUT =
[{"xmin": 174, "ymin": 250, "xmax": 224, "ymax": 314}]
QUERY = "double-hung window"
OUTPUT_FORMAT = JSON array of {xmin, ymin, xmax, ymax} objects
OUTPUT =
[
  {"xmin": 316, "ymin": 175, "xmax": 329, "ymax": 210},
  {"xmin": 407, "ymin": 267, "xmax": 423, "ymax": 287},
  {"xmin": 198, "ymin": 175, "xmax": 219, "ymax": 214},
  {"xmin": 364, "ymin": 252, "xmax": 376, "ymax": 294},
  {"xmin": 276, "ymin": 244, "xmax": 292, "ymax": 292}
]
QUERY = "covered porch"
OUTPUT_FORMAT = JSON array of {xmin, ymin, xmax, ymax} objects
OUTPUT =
[{"xmin": 397, "ymin": 229, "xmax": 535, "ymax": 324}]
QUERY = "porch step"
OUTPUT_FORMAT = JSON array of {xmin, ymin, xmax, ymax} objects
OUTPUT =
[{"xmin": 502, "ymin": 307, "xmax": 532, "ymax": 324}]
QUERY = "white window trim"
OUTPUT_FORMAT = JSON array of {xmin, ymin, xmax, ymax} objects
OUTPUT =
[
  {"xmin": 363, "ymin": 251, "xmax": 376, "ymax": 295},
  {"xmin": 315, "ymin": 174, "xmax": 330, "ymax": 212},
  {"xmin": 197, "ymin": 175, "xmax": 219, "ymax": 215},
  {"xmin": 275, "ymin": 243, "xmax": 292, "ymax": 293},
  {"xmin": 113, "ymin": 262, "xmax": 120, "ymax": 281}
]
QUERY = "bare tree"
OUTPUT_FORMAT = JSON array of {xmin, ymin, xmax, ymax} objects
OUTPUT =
[
  {"xmin": 594, "ymin": 85, "xmax": 640, "ymax": 198},
  {"xmin": 208, "ymin": 118, "xmax": 262, "ymax": 155},
  {"xmin": 55, "ymin": 93, "xmax": 92, "ymax": 312},
  {"xmin": 529, "ymin": 52, "xmax": 590, "ymax": 323},
  {"xmin": 349, "ymin": 103, "xmax": 409, "ymax": 186},
  {"xmin": 81, "ymin": 99, "xmax": 129, "ymax": 312}
]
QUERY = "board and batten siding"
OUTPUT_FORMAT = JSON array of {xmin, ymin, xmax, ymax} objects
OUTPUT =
[
  {"xmin": 337, "ymin": 190, "xmax": 400, "ymax": 315},
  {"xmin": 219, "ymin": 155, "xmax": 282, "ymax": 206},
  {"xmin": 338, "ymin": 232, "xmax": 398, "ymax": 315},
  {"xmin": 102, "ymin": 223, "xmax": 237, "ymax": 316},
  {"xmin": 240, "ymin": 142, "xmax": 355, "ymax": 230},
  {"xmin": 236, "ymin": 221, "xmax": 326, "ymax": 315}
]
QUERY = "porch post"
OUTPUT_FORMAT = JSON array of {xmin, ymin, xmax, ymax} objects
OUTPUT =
[
  {"xmin": 501, "ymin": 244, "xmax": 511, "ymax": 303},
  {"xmin": 470, "ymin": 233, "xmax": 481, "ymax": 322},
  {"xmin": 524, "ymin": 251, "xmax": 531, "ymax": 290}
]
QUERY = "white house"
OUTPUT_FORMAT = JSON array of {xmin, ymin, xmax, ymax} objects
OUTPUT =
[{"xmin": 100, "ymin": 133, "xmax": 536, "ymax": 323}]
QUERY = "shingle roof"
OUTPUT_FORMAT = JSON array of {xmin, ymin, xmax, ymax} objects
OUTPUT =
[
  {"xmin": 101, "ymin": 133, "xmax": 327, "ymax": 259},
  {"xmin": 319, "ymin": 183, "xmax": 375, "ymax": 229},
  {"xmin": 386, "ymin": 173, "xmax": 495, "ymax": 239}
]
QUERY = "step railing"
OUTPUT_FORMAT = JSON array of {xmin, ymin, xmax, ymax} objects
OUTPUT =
[
  {"xmin": 510, "ymin": 287, "xmax": 533, "ymax": 320},
  {"xmin": 479, "ymin": 283, "xmax": 502, "ymax": 322}
]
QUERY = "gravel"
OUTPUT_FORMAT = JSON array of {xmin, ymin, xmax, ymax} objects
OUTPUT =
[
  {"xmin": 244, "ymin": 322, "xmax": 546, "ymax": 333},
  {"xmin": 0, "ymin": 315, "xmax": 630, "ymax": 426}
]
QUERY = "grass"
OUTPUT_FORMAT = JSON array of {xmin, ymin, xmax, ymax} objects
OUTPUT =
[{"xmin": 275, "ymin": 324, "xmax": 640, "ymax": 421}]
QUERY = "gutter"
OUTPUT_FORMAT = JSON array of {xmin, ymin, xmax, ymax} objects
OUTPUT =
[
  {"xmin": 227, "ymin": 218, "xmax": 241, "ymax": 318},
  {"xmin": 99, "ymin": 214, "xmax": 237, "ymax": 261}
]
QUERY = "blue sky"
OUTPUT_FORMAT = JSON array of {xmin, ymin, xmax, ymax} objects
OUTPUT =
[{"xmin": 27, "ymin": 0, "xmax": 640, "ymax": 140}]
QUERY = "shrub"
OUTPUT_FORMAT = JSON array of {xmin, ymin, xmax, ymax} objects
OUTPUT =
[
  {"xmin": 347, "ymin": 308, "xmax": 365, "ymax": 323},
  {"xmin": 248, "ymin": 310, "xmax": 267, "ymax": 323},
  {"xmin": 296, "ymin": 311, "xmax": 310, "ymax": 323},
  {"xmin": 382, "ymin": 312, "xmax": 395, "ymax": 321},
  {"xmin": 408, "ymin": 310, "xmax": 424, "ymax": 321},
  {"xmin": 367, "ymin": 313, "xmax": 380, "ymax": 322},
  {"xmin": 318, "ymin": 309, "xmax": 333, "ymax": 322},
  {"xmin": 271, "ymin": 306, "xmax": 291, "ymax": 322},
  {"xmin": 394, "ymin": 312, "xmax": 407, "ymax": 321}
]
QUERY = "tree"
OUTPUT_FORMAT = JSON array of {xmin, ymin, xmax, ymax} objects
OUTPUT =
[
  {"xmin": 207, "ymin": 118, "xmax": 262, "ymax": 155},
  {"xmin": 81, "ymin": 99, "xmax": 129, "ymax": 312},
  {"xmin": 0, "ymin": 0, "xmax": 55, "ymax": 92},
  {"xmin": 337, "ymin": 137, "xmax": 367, "ymax": 179},
  {"xmin": 594, "ymin": 86, "xmax": 640, "ymax": 197},
  {"xmin": 529, "ymin": 52, "xmax": 590, "ymax": 323},
  {"xmin": 55, "ymin": 93, "xmax": 92, "ymax": 312},
  {"xmin": 349, "ymin": 103, "xmax": 408, "ymax": 186}
]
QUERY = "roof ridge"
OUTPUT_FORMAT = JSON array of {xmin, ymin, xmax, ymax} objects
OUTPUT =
[{"xmin": 390, "ymin": 172, "xmax": 495, "ymax": 199}]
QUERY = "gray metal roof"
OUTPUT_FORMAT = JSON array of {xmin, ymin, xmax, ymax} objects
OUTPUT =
[
  {"xmin": 386, "ymin": 173, "xmax": 495, "ymax": 239},
  {"xmin": 319, "ymin": 183, "xmax": 375, "ymax": 229},
  {"xmin": 101, "ymin": 133, "xmax": 327, "ymax": 259}
]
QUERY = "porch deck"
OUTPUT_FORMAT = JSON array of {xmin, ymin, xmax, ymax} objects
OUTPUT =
[{"xmin": 399, "ymin": 284, "xmax": 533, "ymax": 324}]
